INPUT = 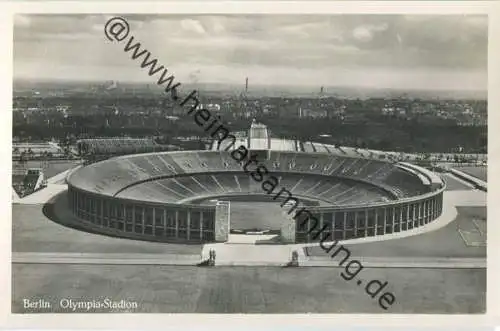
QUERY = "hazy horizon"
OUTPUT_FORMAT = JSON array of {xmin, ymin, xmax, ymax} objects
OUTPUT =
[{"xmin": 13, "ymin": 77, "xmax": 487, "ymax": 100}]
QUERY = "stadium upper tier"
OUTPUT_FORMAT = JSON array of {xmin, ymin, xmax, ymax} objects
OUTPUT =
[{"xmin": 68, "ymin": 150, "xmax": 435, "ymax": 206}]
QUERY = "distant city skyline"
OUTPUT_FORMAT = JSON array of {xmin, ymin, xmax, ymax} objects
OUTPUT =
[{"xmin": 14, "ymin": 14, "xmax": 487, "ymax": 92}]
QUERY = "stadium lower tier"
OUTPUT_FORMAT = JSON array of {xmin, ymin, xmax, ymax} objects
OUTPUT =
[
  {"xmin": 66, "ymin": 186, "xmax": 443, "ymax": 244},
  {"xmin": 68, "ymin": 186, "xmax": 217, "ymax": 243},
  {"xmin": 114, "ymin": 173, "xmax": 395, "ymax": 206}
]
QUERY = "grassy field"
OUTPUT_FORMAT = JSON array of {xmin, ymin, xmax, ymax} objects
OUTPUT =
[
  {"xmin": 306, "ymin": 206, "xmax": 486, "ymax": 258},
  {"xmin": 12, "ymin": 264, "xmax": 485, "ymax": 314},
  {"xmin": 230, "ymin": 202, "xmax": 285, "ymax": 231}
]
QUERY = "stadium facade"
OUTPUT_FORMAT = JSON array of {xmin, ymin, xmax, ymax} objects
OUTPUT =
[{"xmin": 66, "ymin": 122, "xmax": 445, "ymax": 244}]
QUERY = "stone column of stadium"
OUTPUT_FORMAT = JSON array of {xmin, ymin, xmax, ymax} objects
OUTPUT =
[
  {"xmin": 281, "ymin": 201, "xmax": 296, "ymax": 243},
  {"xmin": 215, "ymin": 201, "xmax": 230, "ymax": 242}
]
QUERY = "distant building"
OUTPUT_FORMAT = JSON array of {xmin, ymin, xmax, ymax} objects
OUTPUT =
[
  {"xmin": 298, "ymin": 107, "xmax": 328, "ymax": 118},
  {"xmin": 197, "ymin": 103, "xmax": 221, "ymax": 112},
  {"xmin": 381, "ymin": 106, "xmax": 395, "ymax": 115}
]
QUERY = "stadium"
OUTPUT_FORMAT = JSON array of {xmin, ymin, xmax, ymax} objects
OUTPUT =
[
  {"xmin": 65, "ymin": 121, "xmax": 446, "ymax": 245},
  {"xmin": 12, "ymin": 120, "xmax": 487, "ymax": 314}
]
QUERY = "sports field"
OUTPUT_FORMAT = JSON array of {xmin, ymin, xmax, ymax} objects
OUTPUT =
[{"xmin": 230, "ymin": 202, "xmax": 285, "ymax": 231}]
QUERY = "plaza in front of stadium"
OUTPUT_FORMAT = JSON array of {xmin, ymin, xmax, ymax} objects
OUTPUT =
[{"xmin": 11, "ymin": 121, "xmax": 487, "ymax": 314}]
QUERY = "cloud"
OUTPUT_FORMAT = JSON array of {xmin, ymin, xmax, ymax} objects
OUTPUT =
[
  {"xmin": 12, "ymin": 14, "xmax": 487, "ymax": 90},
  {"xmin": 180, "ymin": 19, "xmax": 206, "ymax": 34},
  {"xmin": 352, "ymin": 23, "xmax": 389, "ymax": 42}
]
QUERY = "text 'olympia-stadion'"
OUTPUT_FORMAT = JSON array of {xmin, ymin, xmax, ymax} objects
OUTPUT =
[{"xmin": 66, "ymin": 120, "xmax": 445, "ymax": 244}]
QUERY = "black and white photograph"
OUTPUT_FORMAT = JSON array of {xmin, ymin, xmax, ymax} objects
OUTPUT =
[{"xmin": 4, "ymin": 0, "xmax": 495, "ymax": 321}]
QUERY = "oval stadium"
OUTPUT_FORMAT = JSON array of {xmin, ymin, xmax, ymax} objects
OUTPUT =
[{"xmin": 66, "ymin": 122, "xmax": 446, "ymax": 244}]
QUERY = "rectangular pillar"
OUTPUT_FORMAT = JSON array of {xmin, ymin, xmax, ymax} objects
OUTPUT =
[
  {"xmin": 343, "ymin": 212, "xmax": 347, "ymax": 240},
  {"xmin": 406, "ymin": 204, "xmax": 410, "ymax": 227},
  {"xmin": 417, "ymin": 203, "xmax": 421, "ymax": 224},
  {"xmin": 215, "ymin": 201, "xmax": 230, "ymax": 242},
  {"xmin": 152, "ymin": 208, "xmax": 156, "ymax": 236},
  {"xmin": 163, "ymin": 208, "xmax": 167, "ymax": 234},
  {"xmin": 412, "ymin": 203, "xmax": 417, "ymax": 227},
  {"xmin": 132, "ymin": 205, "xmax": 136, "ymax": 233},
  {"xmin": 331, "ymin": 212, "xmax": 336, "ymax": 239},
  {"xmin": 354, "ymin": 211, "xmax": 358, "ymax": 235},
  {"xmin": 364, "ymin": 209, "xmax": 368, "ymax": 237},
  {"xmin": 175, "ymin": 210, "xmax": 179, "ymax": 237},
  {"xmin": 392, "ymin": 207, "xmax": 396, "ymax": 232},
  {"xmin": 383, "ymin": 208, "xmax": 387, "ymax": 233},
  {"xmin": 142, "ymin": 207, "xmax": 145, "ymax": 235},
  {"xmin": 199, "ymin": 210, "xmax": 203, "ymax": 240},
  {"xmin": 280, "ymin": 201, "xmax": 296, "ymax": 243}
]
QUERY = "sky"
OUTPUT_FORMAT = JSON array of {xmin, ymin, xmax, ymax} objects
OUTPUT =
[{"xmin": 13, "ymin": 14, "xmax": 488, "ymax": 91}]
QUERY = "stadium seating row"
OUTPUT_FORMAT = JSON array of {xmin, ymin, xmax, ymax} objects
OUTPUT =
[
  {"xmin": 11, "ymin": 170, "xmax": 43, "ymax": 198},
  {"xmin": 68, "ymin": 151, "xmax": 426, "ymax": 200},
  {"xmin": 77, "ymin": 138, "xmax": 174, "ymax": 156},
  {"xmin": 115, "ymin": 173, "xmax": 391, "ymax": 206}
]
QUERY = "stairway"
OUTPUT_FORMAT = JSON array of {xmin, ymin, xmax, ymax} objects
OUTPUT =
[{"xmin": 201, "ymin": 240, "xmax": 294, "ymax": 266}]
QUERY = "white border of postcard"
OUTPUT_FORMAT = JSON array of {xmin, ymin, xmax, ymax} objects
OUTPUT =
[{"xmin": 1, "ymin": 0, "xmax": 499, "ymax": 329}]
